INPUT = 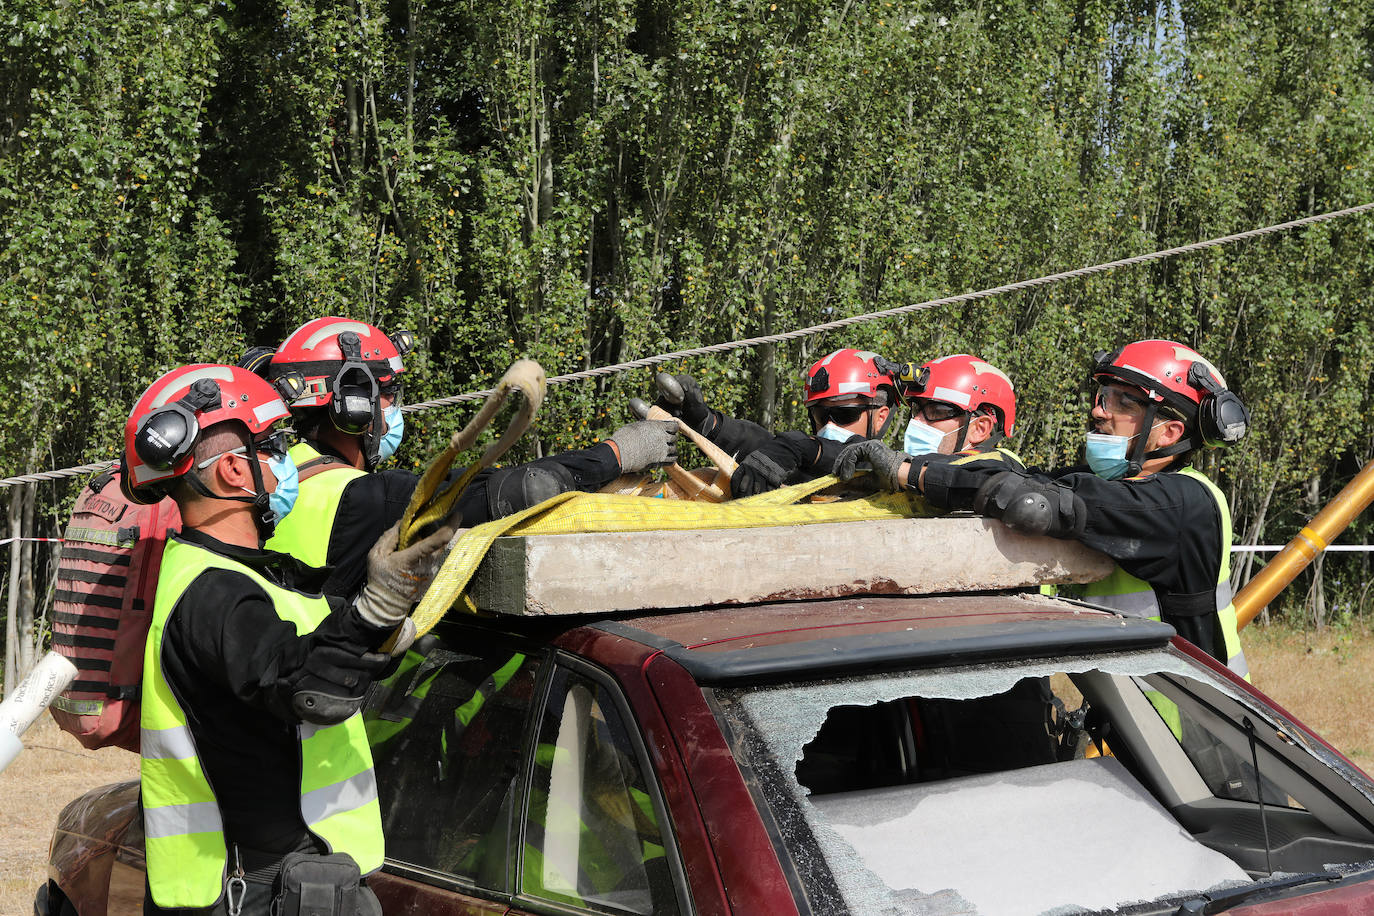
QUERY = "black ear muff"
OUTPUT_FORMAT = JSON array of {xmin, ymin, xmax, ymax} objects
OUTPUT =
[
  {"xmin": 809, "ymin": 366, "xmax": 830, "ymax": 395},
  {"xmin": 135, "ymin": 406, "xmax": 197, "ymax": 470},
  {"xmin": 133, "ymin": 379, "xmax": 221, "ymax": 471},
  {"xmin": 1188, "ymin": 362, "xmax": 1250, "ymax": 447},
  {"xmin": 329, "ymin": 331, "xmax": 380, "ymax": 434}
]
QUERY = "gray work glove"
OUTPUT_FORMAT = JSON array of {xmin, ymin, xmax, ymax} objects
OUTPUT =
[
  {"xmin": 608, "ymin": 419, "xmax": 679, "ymax": 472},
  {"xmin": 834, "ymin": 439, "xmax": 908, "ymax": 492},
  {"xmin": 355, "ymin": 522, "xmax": 455, "ymax": 629},
  {"xmin": 654, "ymin": 372, "xmax": 712, "ymax": 433}
]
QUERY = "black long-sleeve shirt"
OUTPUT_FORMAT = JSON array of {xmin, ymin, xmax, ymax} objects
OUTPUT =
[
  {"xmin": 312, "ymin": 442, "xmax": 623, "ymax": 600},
  {"xmin": 921, "ymin": 460, "xmax": 1225, "ymax": 600},
  {"xmin": 157, "ymin": 529, "xmax": 392, "ymax": 859}
]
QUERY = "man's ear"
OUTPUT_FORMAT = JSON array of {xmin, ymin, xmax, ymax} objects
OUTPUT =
[
  {"xmin": 967, "ymin": 413, "xmax": 997, "ymax": 446},
  {"xmin": 1152, "ymin": 417, "xmax": 1188, "ymax": 450},
  {"xmin": 208, "ymin": 452, "xmax": 253, "ymax": 495}
]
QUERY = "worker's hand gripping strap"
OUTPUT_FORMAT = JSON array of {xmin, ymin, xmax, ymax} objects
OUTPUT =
[
  {"xmin": 973, "ymin": 471, "xmax": 1086, "ymax": 538},
  {"xmin": 396, "ymin": 359, "xmax": 547, "ymax": 549}
]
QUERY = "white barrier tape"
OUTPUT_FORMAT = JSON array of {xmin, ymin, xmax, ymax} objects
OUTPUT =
[
  {"xmin": 0, "ymin": 537, "xmax": 64, "ymax": 546},
  {"xmin": 1233, "ymin": 545, "xmax": 1373, "ymax": 552}
]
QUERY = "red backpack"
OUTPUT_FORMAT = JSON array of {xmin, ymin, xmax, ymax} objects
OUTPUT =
[{"xmin": 49, "ymin": 466, "xmax": 180, "ymax": 752}]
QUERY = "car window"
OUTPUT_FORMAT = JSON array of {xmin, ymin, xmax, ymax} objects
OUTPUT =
[
  {"xmin": 521, "ymin": 665, "xmax": 679, "ymax": 916},
  {"xmin": 366, "ymin": 632, "xmax": 544, "ymax": 891},
  {"xmin": 1135, "ymin": 674, "xmax": 1305, "ymax": 810},
  {"xmin": 713, "ymin": 649, "xmax": 1374, "ymax": 916}
]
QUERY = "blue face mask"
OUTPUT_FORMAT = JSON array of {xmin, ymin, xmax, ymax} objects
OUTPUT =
[
  {"xmin": 903, "ymin": 419, "xmax": 950, "ymax": 456},
  {"xmin": 1084, "ymin": 432, "xmax": 1131, "ymax": 480},
  {"xmin": 816, "ymin": 422, "xmax": 854, "ymax": 443},
  {"xmin": 376, "ymin": 405, "xmax": 405, "ymax": 462},
  {"xmin": 265, "ymin": 452, "xmax": 299, "ymax": 522}
]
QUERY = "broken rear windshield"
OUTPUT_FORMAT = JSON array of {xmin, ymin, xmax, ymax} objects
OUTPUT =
[{"xmin": 711, "ymin": 647, "xmax": 1374, "ymax": 916}]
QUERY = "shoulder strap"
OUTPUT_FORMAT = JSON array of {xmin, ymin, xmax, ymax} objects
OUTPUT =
[{"xmin": 296, "ymin": 454, "xmax": 347, "ymax": 482}]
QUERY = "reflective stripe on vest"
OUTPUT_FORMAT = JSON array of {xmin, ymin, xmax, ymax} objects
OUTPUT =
[
  {"xmin": 141, "ymin": 537, "xmax": 383, "ymax": 908},
  {"xmin": 265, "ymin": 442, "xmax": 366, "ymax": 567},
  {"xmin": 1076, "ymin": 467, "xmax": 1248, "ymax": 680}
]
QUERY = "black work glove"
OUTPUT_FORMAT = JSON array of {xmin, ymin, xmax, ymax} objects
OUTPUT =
[
  {"xmin": 731, "ymin": 432, "xmax": 820, "ymax": 497},
  {"xmin": 654, "ymin": 373, "xmax": 713, "ymax": 434},
  {"xmin": 834, "ymin": 440, "xmax": 908, "ymax": 491}
]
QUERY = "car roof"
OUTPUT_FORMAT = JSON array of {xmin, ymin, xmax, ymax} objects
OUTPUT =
[{"xmin": 589, "ymin": 592, "xmax": 1178, "ymax": 686}]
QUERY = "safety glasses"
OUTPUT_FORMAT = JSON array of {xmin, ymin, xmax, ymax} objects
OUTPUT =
[
  {"xmin": 195, "ymin": 429, "xmax": 292, "ymax": 469},
  {"xmin": 817, "ymin": 404, "xmax": 874, "ymax": 427},
  {"xmin": 1093, "ymin": 384, "xmax": 1149, "ymax": 418},
  {"xmin": 913, "ymin": 400, "xmax": 966, "ymax": 424}
]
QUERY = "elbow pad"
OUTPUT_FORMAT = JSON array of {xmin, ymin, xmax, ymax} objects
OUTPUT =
[
  {"xmin": 289, "ymin": 646, "xmax": 393, "ymax": 725},
  {"xmin": 974, "ymin": 471, "xmax": 1086, "ymax": 538},
  {"xmin": 486, "ymin": 464, "xmax": 577, "ymax": 519}
]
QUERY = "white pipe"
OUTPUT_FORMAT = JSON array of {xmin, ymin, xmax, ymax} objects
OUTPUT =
[{"xmin": 0, "ymin": 650, "xmax": 78, "ymax": 772}]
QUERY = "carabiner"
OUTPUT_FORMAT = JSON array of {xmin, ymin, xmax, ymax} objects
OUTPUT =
[{"xmin": 226, "ymin": 846, "xmax": 247, "ymax": 916}]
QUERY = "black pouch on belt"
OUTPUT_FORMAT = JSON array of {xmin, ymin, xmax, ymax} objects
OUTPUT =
[{"xmin": 273, "ymin": 851, "xmax": 378, "ymax": 916}]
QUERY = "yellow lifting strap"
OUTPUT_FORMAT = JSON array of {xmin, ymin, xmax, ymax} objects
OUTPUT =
[
  {"xmin": 397, "ymin": 359, "xmax": 548, "ymax": 550},
  {"xmin": 407, "ymin": 475, "xmax": 932, "ymax": 635}
]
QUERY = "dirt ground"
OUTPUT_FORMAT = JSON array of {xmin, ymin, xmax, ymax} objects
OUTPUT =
[{"xmin": 3, "ymin": 624, "xmax": 1373, "ymax": 915}]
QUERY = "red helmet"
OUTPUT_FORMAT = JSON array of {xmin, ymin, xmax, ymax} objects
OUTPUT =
[
  {"xmin": 904, "ymin": 354, "xmax": 1017, "ymax": 437},
  {"xmin": 121, "ymin": 364, "xmax": 291, "ymax": 503},
  {"xmin": 1092, "ymin": 339, "xmax": 1249, "ymax": 447},
  {"xmin": 269, "ymin": 317, "xmax": 413, "ymax": 413},
  {"xmin": 804, "ymin": 349, "xmax": 899, "ymax": 406}
]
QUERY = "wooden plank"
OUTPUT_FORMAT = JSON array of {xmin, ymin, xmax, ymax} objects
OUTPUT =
[{"xmin": 466, "ymin": 516, "xmax": 1115, "ymax": 616}]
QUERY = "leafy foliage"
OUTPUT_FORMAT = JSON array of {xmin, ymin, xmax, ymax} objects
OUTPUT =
[{"xmin": 1, "ymin": 0, "xmax": 1372, "ymax": 643}]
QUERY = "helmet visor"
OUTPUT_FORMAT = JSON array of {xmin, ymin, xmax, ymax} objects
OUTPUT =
[{"xmin": 1093, "ymin": 384, "xmax": 1149, "ymax": 419}]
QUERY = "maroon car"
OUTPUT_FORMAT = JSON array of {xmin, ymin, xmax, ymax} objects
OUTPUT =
[{"xmin": 37, "ymin": 593, "xmax": 1374, "ymax": 915}]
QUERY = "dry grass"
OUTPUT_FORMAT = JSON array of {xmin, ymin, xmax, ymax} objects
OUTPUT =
[
  {"xmin": 2, "ymin": 624, "xmax": 1373, "ymax": 916},
  {"xmin": 0, "ymin": 716, "xmax": 138, "ymax": 916},
  {"xmin": 1245, "ymin": 621, "xmax": 1374, "ymax": 771}
]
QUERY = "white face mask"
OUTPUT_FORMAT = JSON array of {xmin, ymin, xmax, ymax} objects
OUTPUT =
[
  {"xmin": 903, "ymin": 418, "xmax": 950, "ymax": 455},
  {"xmin": 816, "ymin": 422, "xmax": 854, "ymax": 443}
]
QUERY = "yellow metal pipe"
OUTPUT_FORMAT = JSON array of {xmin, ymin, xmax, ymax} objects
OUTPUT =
[{"xmin": 1234, "ymin": 459, "xmax": 1374, "ymax": 629}]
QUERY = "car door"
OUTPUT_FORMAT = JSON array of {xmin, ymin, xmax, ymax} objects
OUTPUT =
[{"xmin": 368, "ymin": 627, "xmax": 688, "ymax": 916}]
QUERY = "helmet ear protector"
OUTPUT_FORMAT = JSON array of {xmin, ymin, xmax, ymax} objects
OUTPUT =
[
  {"xmin": 133, "ymin": 379, "xmax": 222, "ymax": 471},
  {"xmin": 1188, "ymin": 361, "xmax": 1250, "ymax": 447},
  {"xmin": 328, "ymin": 331, "xmax": 380, "ymax": 434}
]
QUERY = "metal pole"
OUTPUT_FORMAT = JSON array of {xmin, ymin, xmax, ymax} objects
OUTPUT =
[{"xmin": 1234, "ymin": 460, "xmax": 1374, "ymax": 629}]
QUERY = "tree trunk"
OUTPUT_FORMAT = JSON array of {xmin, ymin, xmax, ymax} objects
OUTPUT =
[
  {"xmin": 1309, "ymin": 552, "xmax": 1327, "ymax": 630},
  {"xmin": 1304, "ymin": 473, "xmax": 1324, "ymax": 628},
  {"xmin": 4, "ymin": 490, "xmax": 20, "ymax": 695},
  {"xmin": 17, "ymin": 482, "xmax": 36, "ymax": 677}
]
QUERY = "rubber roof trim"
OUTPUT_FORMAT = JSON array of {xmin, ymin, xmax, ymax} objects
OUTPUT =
[{"xmin": 613, "ymin": 617, "xmax": 1176, "ymax": 686}]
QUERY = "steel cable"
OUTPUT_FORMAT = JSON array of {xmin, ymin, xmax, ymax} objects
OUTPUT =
[{"xmin": 4, "ymin": 200, "xmax": 1373, "ymax": 489}]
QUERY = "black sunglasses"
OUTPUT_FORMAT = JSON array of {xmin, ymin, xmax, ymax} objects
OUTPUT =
[{"xmin": 818, "ymin": 404, "xmax": 874, "ymax": 426}]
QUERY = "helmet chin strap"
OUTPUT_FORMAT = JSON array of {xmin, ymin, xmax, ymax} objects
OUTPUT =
[
  {"xmin": 361, "ymin": 406, "xmax": 384, "ymax": 470},
  {"xmin": 184, "ymin": 450, "xmax": 276, "ymax": 541},
  {"xmin": 1126, "ymin": 406, "xmax": 1191, "ymax": 475}
]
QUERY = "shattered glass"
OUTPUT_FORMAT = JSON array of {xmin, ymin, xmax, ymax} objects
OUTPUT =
[{"xmin": 712, "ymin": 648, "xmax": 1353, "ymax": 915}]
